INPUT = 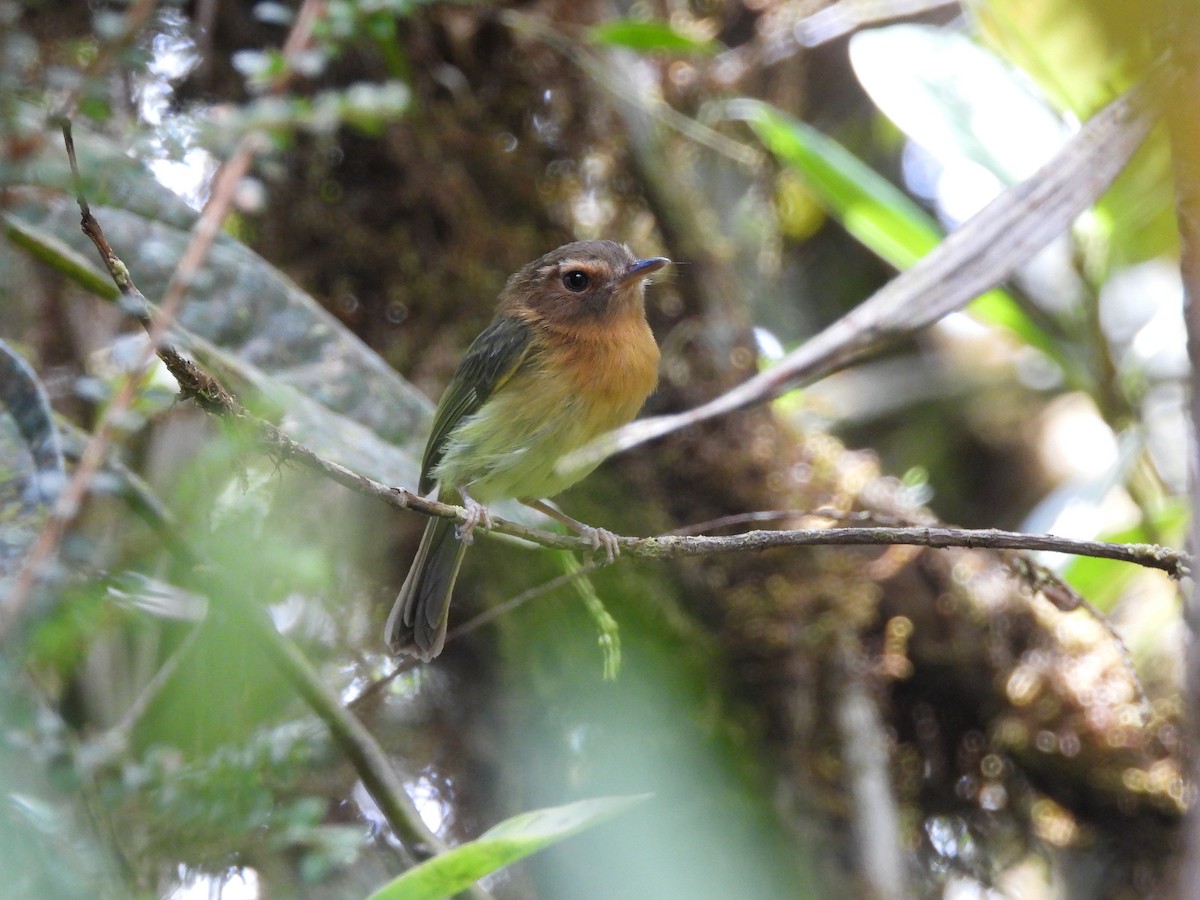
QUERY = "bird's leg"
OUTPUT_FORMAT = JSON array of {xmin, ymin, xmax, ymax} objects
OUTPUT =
[
  {"xmin": 455, "ymin": 485, "xmax": 493, "ymax": 543},
  {"xmin": 522, "ymin": 498, "xmax": 620, "ymax": 563}
]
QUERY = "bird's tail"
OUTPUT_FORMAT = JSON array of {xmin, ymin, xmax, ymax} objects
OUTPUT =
[{"xmin": 385, "ymin": 514, "xmax": 467, "ymax": 660}]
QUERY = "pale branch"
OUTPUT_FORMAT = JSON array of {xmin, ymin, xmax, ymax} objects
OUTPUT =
[
  {"xmin": 565, "ymin": 74, "xmax": 1159, "ymax": 470},
  {"xmin": 268, "ymin": 455, "xmax": 1188, "ymax": 580}
]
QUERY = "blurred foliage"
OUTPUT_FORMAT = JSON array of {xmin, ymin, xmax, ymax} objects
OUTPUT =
[
  {"xmin": 0, "ymin": 0, "xmax": 1191, "ymax": 898},
  {"xmin": 367, "ymin": 795, "xmax": 649, "ymax": 900}
]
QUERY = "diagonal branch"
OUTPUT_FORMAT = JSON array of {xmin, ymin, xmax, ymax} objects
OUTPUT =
[{"xmin": 565, "ymin": 75, "xmax": 1158, "ymax": 470}]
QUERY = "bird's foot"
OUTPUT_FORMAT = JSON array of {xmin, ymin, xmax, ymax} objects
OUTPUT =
[
  {"xmin": 580, "ymin": 525, "xmax": 620, "ymax": 565},
  {"xmin": 520, "ymin": 498, "xmax": 621, "ymax": 563},
  {"xmin": 456, "ymin": 493, "xmax": 493, "ymax": 543}
]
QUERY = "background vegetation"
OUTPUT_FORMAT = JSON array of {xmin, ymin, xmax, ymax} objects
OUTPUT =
[{"xmin": 0, "ymin": 0, "xmax": 1193, "ymax": 897}]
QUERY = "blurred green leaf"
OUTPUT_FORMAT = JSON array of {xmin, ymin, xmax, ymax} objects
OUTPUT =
[
  {"xmin": 734, "ymin": 100, "xmax": 1065, "ymax": 363},
  {"xmin": 961, "ymin": 0, "xmax": 1174, "ymax": 272},
  {"xmin": 3, "ymin": 214, "xmax": 119, "ymax": 300},
  {"xmin": 848, "ymin": 25, "xmax": 1069, "ymax": 186},
  {"xmin": 589, "ymin": 19, "xmax": 719, "ymax": 55},
  {"xmin": 367, "ymin": 795, "xmax": 650, "ymax": 900},
  {"xmin": 739, "ymin": 100, "xmax": 937, "ymax": 269},
  {"xmin": 963, "ymin": 0, "xmax": 1149, "ymax": 119}
]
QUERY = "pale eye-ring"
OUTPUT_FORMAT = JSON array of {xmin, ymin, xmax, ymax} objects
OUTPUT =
[{"xmin": 562, "ymin": 270, "xmax": 590, "ymax": 292}]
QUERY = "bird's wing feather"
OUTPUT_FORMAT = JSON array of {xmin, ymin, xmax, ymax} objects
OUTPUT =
[{"xmin": 419, "ymin": 315, "xmax": 535, "ymax": 492}]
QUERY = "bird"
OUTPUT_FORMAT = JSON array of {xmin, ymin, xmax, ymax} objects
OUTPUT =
[{"xmin": 386, "ymin": 240, "xmax": 669, "ymax": 660}]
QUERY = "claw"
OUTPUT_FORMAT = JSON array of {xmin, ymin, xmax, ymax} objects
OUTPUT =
[
  {"xmin": 579, "ymin": 525, "xmax": 620, "ymax": 564},
  {"xmin": 519, "ymin": 498, "xmax": 620, "ymax": 563},
  {"xmin": 456, "ymin": 493, "xmax": 493, "ymax": 543},
  {"xmin": 595, "ymin": 527, "xmax": 620, "ymax": 564}
]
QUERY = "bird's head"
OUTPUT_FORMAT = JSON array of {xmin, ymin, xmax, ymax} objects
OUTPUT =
[{"xmin": 501, "ymin": 240, "xmax": 669, "ymax": 327}]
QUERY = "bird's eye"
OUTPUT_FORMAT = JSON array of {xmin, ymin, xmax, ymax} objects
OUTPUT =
[{"xmin": 562, "ymin": 270, "xmax": 590, "ymax": 292}]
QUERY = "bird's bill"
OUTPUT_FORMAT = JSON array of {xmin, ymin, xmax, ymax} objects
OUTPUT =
[{"xmin": 616, "ymin": 256, "xmax": 670, "ymax": 284}]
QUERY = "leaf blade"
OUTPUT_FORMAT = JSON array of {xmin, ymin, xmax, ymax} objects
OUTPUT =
[{"xmin": 367, "ymin": 794, "xmax": 650, "ymax": 900}]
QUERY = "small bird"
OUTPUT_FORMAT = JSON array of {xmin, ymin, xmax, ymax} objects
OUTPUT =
[{"xmin": 387, "ymin": 240, "xmax": 668, "ymax": 660}]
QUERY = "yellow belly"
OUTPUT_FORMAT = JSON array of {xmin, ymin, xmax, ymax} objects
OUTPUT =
[{"xmin": 432, "ymin": 323, "xmax": 658, "ymax": 502}]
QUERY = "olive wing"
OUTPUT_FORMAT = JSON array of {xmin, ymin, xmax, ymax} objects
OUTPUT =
[{"xmin": 419, "ymin": 315, "xmax": 534, "ymax": 493}]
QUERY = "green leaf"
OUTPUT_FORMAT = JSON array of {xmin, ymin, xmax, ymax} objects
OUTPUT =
[
  {"xmin": 733, "ymin": 99, "xmax": 1065, "ymax": 363},
  {"xmin": 367, "ymin": 794, "xmax": 650, "ymax": 900},
  {"xmin": 589, "ymin": 19, "xmax": 719, "ymax": 55},
  {"xmin": 2, "ymin": 213, "xmax": 119, "ymax": 301},
  {"xmin": 740, "ymin": 101, "xmax": 938, "ymax": 269}
]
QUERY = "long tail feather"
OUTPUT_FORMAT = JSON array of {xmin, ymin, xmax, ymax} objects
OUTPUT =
[{"xmin": 385, "ymin": 515, "xmax": 466, "ymax": 660}]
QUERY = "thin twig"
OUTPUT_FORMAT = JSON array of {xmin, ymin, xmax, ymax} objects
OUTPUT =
[
  {"xmin": 259, "ymin": 454, "xmax": 1195, "ymax": 580},
  {"xmin": 663, "ymin": 508, "xmax": 866, "ymax": 536}
]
